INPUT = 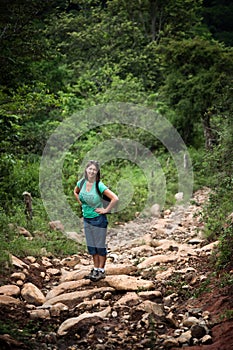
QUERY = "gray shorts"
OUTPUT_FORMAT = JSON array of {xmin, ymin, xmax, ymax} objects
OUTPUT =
[{"xmin": 83, "ymin": 215, "xmax": 108, "ymax": 255}]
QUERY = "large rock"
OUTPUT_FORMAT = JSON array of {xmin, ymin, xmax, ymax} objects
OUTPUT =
[
  {"xmin": 43, "ymin": 287, "xmax": 115, "ymax": 308},
  {"xmin": 199, "ymin": 241, "xmax": 219, "ymax": 252},
  {"xmin": 137, "ymin": 254, "xmax": 177, "ymax": 269},
  {"xmin": 0, "ymin": 284, "xmax": 20, "ymax": 297},
  {"xmin": 153, "ymin": 239, "xmax": 179, "ymax": 251},
  {"xmin": 76, "ymin": 299, "xmax": 110, "ymax": 311},
  {"xmin": 138, "ymin": 290, "xmax": 162, "ymax": 300},
  {"xmin": 57, "ymin": 306, "xmax": 111, "ymax": 336},
  {"xmin": 60, "ymin": 268, "xmax": 91, "ymax": 282},
  {"xmin": 10, "ymin": 255, "xmax": 29, "ymax": 269},
  {"xmin": 136, "ymin": 300, "xmax": 165, "ymax": 317},
  {"xmin": 61, "ymin": 255, "xmax": 81, "ymax": 268},
  {"xmin": 115, "ymin": 292, "xmax": 140, "ymax": 306},
  {"xmin": 59, "ymin": 263, "xmax": 137, "ymax": 283},
  {"xmin": 105, "ymin": 275, "xmax": 154, "ymax": 291},
  {"xmin": 0, "ymin": 295, "xmax": 22, "ymax": 306},
  {"xmin": 106, "ymin": 263, "xmax": 138, "ymax": 275},
  {"xmin": 46, "ymin": 279, "xmax": 91, "ymax": 300},
  {"xmin": 21, "ymin": 282, "xmax": 46, "ymax": 306}
]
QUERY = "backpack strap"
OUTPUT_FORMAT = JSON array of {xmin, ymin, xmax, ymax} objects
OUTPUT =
[
  {"xmin": 79, "ymin": 178, "xmax": 85, "ymax": 190},
  {"xmin": 95, "ymin": 180, "xmax": 102, "ymax": 198}
]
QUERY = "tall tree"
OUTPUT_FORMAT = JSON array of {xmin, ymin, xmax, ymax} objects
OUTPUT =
[
  {"xmin": 158, "ymin": 38, "xmax": 233, "ymax": 148},
  {"xmin": 0, "ymin": 0, "xmax": 68, "ymax": 89},
  {"xmin": 202, "ymin": 0, "xmax": 233, "ymax": 46}
]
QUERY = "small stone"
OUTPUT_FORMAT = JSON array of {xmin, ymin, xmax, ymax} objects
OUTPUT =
[
  {"xmin": 200, "ymin": 275, "xmax": 207, "ymax": 281},
  {"xmin": 183, "ymin": 316, "xmax": 199, "ymax": 327},
  {"xmin": 0, "ymin": 295, "xmax": 22, "ymax": 306},
  {"xmin": 45, "ymin": 332, "xmax": 57, "ymax": 344},
  {"xmin": 190, "ymin": 307, "xmax": 202, "ymax": 315},
  {"xmin": 31, "ymin": 262, "xmax": 41, "ymax": 269},
  {"xmin": 138, "ymin": 290, "xmax": 162, "ymax": 300},
  {"xmin": 174, "ymin": 329, "xmax": 183, "ymax": 336},
  {"xmin": 10, "ymin": 255, "xmax": 29, "ymax": 269},
  {"xmin": 50, "ymin": 302, "xmax": 68, "ymax": 317},
  {"xmin": 188, "ymin": 238, "xmax": 202, "ymax": 245},
  {"xmin": 49, "ymin": 220, "xmax": 64, "ymax": 232},
  {"xmin": 182, "ymin": 285, "xmax": 190, "ymax": 290},
  {"xmin": 201, "ymin": 334, "xmax": 212, "ymax": 344},
  {"xmin": 163, "ymin": 337, "xmax": 179, "ymax": 348},
  {"xmin": 103, "ymin": 292, "xmax": 112, "ymax": 300},
  {"xmin": 202, "ymin": 310, "xmax": 210, "ymax": 319},
  {"xmin": 175, "ymin": 192, "xmax": 183, "ymax": 201},
  {"xmin": 16, "ymin": 280, "xmax": 24, "ymax": 286},
  {"xmin": 178, "ymin": 330, "xmax": 192, "ymax": 344},
  {"xmin": 11, "ymin": 272, "xmax": 26, "ymax": 281},
  {"xmin": 150, "ymin": 203, "xmax": 161, "ymax": 217},
  {"xmin": 166, "ymin": 311, "xmax": 178, "ymax": 327},
  {"xmin": 29, "ymin": 309, "xmax": 50, "ymax": 320},
  {"xmin": 191, "ymin": 324, "xmax": 207, "ymax": 339},
  {"xmin": 47, "ymin": 268, "xmax": 60, "ymax": 275}
]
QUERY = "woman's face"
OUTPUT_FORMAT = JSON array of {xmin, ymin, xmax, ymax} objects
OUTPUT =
[{"xmin": 86, "ymin": 164, "xmax": 98, "ymax": 180}]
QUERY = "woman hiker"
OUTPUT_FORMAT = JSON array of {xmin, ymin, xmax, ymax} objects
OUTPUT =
[{"xmin": 74, "ymin": 160, "xmax": 119, "ymax": 282}]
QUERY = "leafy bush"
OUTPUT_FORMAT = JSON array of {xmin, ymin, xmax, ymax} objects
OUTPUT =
[
  {"xmin": 200, "ymin": 114, "xmax": 233, "ymax": 272},
  {"xmin": 0, "ymin": 201, "xmax": 82, "ymax": 273},
  {"xmin": 216, "ymin": 222, "xmax": 233, "ymax": 271}
]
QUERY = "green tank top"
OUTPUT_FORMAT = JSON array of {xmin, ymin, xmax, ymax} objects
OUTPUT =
[{"xmin": 77, "ymin": 179, "xmax": 108, "ymax": 218}]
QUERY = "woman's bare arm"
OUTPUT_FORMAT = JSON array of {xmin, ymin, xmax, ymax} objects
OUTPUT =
[
  {"xmin": 95, "ymin": 189, "xmax": 119, "ymax": 214},
  {"xmin": 74, "ymin": 186, "xmax": 82, "ymax": 205}
]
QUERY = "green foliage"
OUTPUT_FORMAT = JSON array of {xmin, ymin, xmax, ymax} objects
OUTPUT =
[
  {"xmin": 219, "ymin": 272, "xmax": 233, "ymax": 289},
  {"xmin": 220, "ymin": 310, "xmax": 233, "ymax": 321},
  {"xmin": 202, "ymin": 177, "xmax": 233, "ymax": 240},
  {"xmin": 0, "ymin": 204, "xmax": 81, "ymax": 273},
  {"xmin": 188, "ymin": 147, "xmax": 212, "ymax": 189},
  {"xmin": 0, "ymin": 83, "xmax": 62, "ymax": 160},
  {"xmin": 192, "ymin": 277, "xmax": 212, "ymax": 298},
  {"xmin": 201, "ymin": 108, "xmax": 233, "ymax": 242},
  {"xmin": 216, "ymin": 223, "xmax": 233, "ymax": 271},
  {"xmin": 0, "ymin": 212, "xmax": 13, "ymax": 269},
  {"xmin": 202, "ymin": 0, "xmax": 233, "ymax": 46},
  {"xmin": 0, "ymin": 317, "xmax": 53, "ymax": 343},
  {"xmin": 158, "ymin": 38, "xmax": 233, "ymax": 145},
  {"xmin": 199, "ymin": 106, "xmax": 233, "ymax": 272},
  {"xmin": 0, "ymin": 158, "xmax": 40, "ymax": 212}
]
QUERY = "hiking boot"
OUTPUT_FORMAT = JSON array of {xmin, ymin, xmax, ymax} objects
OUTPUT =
[
  {"xmin": 90, "ymin": 270, "xmax": 106, "ymax": 282},
  {"xmin": 84, "ymin": 268, "xmax": 98, "ymax": 279}
]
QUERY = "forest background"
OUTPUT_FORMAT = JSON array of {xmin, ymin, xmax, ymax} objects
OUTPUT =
[{"xmin": 0, "ymin": 0, "xmax": 232, "ymax": 275}]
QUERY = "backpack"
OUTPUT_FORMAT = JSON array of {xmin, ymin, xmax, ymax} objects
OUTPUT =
[{"xmin": 79, "ymin": 178, "xmax": 111, "ymax": 210}]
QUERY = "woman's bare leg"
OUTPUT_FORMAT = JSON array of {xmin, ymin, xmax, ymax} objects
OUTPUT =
[
  {"xmin": 98, "ymin": 255, "xmax": 106, "ymax": 269},
  {"xmin": 93, "ymin": 254, "xmax": 99, "ymax": 268}
]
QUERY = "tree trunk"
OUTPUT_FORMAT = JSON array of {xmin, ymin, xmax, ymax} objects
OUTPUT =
[
  {"xmin": 202, "ymin": 112, "xmax": 216, "ymax": 150},
  {"xmin": 150, "ymin": 0, "xmax": 163, "ymax": 43},
  {"xmin": 150, "ymin": 0, "xmax": 156, "ymax": 41}
]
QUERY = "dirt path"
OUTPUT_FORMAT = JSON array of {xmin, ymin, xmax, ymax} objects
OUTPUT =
[{"xmin": 0, "ymin": 187, "xmax": 232, "ymax": 350}]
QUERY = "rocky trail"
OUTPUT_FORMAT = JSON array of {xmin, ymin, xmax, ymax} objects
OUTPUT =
[{"xmin": 0, "ymin": 187, "xmax": 233, "ymax": 350}]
